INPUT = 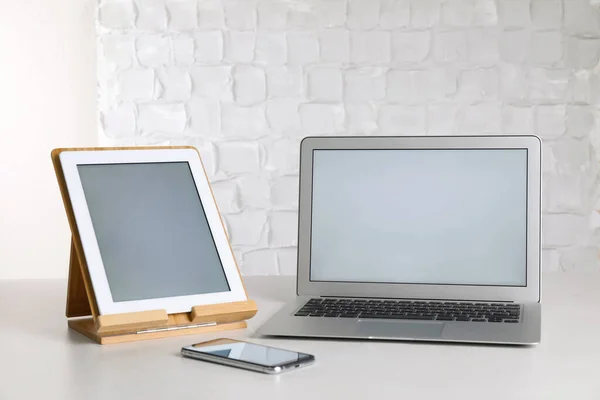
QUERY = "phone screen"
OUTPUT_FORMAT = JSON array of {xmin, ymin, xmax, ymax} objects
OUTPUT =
[{"xmin": 189, "ymin": 339, "xmax": 313, "ymax": 367}]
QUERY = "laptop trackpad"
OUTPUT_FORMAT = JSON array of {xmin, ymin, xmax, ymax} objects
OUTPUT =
[{"xmin": 356, "ymin": 320, "xmax": 445, "ymax": 339}]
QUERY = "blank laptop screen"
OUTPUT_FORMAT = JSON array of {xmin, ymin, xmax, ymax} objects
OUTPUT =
[{"xmin": 310, "ymin": 149, "xmax": 528, "ymax": 287}]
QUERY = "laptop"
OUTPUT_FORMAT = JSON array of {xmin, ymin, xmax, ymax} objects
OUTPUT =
[{"xmin": 257, "ymin": 135, "xmax": 542, "ymax": 345}]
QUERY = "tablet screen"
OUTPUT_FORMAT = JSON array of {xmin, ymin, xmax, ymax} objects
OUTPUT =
[{"xmin": 77, "ymin": 162, "xmax": 230, "ymax": 302}]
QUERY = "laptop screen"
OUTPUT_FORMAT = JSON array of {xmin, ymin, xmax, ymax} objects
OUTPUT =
[{"xmin": 310, "ymin": 148, "xmax": 528, "ymax": 287}]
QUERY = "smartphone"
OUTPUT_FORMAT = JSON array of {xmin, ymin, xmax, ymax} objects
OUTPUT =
[{"xmin": 181, "ymin": 338, "xmax": 315, "ymax": 374}]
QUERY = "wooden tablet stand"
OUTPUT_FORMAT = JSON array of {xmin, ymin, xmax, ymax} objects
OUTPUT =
[{"xmin": 54, "ymin": 146, "xmax": 258, "ymax": 344}]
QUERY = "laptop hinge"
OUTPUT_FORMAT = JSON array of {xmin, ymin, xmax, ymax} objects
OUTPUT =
[{"xmin": 319, "ymin": 295, "xmax": 515, "ymax": 303}]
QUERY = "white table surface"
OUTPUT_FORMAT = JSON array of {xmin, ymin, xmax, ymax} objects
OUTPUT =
[{"xmin": 1, "ymin": 273, "xmax": 600, "ymax": 399}]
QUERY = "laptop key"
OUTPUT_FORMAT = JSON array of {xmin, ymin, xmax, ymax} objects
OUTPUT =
[{"xmin": 294, "ymin": 312, "xmax": 310, "ymax": 317}]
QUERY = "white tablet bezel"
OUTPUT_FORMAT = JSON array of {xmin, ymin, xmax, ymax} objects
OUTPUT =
[{"xmin": 59, "ymin": 148, "xmax": 247, "ymax": 315}]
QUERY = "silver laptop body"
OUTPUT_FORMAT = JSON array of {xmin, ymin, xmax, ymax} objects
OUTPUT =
[{"xmin": 257, "ymin": 135, "xmax": 542, "ymax": 345}]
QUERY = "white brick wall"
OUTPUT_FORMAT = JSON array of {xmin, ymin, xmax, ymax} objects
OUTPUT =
[{"xmin": 98, "ymin": 0, "xmax": 600, "ymax": 275}]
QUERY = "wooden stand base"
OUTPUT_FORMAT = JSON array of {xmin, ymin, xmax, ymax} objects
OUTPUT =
[{"xmin": 69, "ymin": 318, "xmax": 247, "ymax": 345}]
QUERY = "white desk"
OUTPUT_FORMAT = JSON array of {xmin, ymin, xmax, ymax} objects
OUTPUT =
[{"xmin": 1, "ymin": 273, "xmax": 599, "ymax": 399}]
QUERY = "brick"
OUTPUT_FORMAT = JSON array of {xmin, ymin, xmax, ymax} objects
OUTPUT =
[
  {"xmin": 157, "ymin": 67, "xmax": 191, "ymax": 101},
  {"xmin": 211, "ymin": 180, "xmax": 241, "ymax": 214},
  {"xmin": 138, "ymin": 104, "xmax": 187, "ymax": 136},
  {"xmin": 233, "ymin": 65, "xmax": 266, "ymax": 106},
  {"xmin": 190, "ymin": 66, "xmax": 233, "ymax": 100},
  {"xmin": 136, "ymin": 35, "xmax": 170, "ymax": 67},
  {"xmin": 287, "ymin": 32, "xmax": 319, "ymax": 65},
  {"xmin": 380, "ymin": 0, "xmax": 410, "ymax": 29},
  {"xmin": 271, "ymin": 176, "xmax": 299, "ymax": 210},
  {"xmin": 497, "ymin": 0, "xmax": 530, "ymax": 28},
  {"xmin": 264, "ymin": 138, "xmax": 302, "ymax": 175},
  {"xmin": 255, "ymin": 32, "xmax": 287, "ymax": 65},
  {"xmin": 411, "ymin": 0, "xmax": 441, "ymax": 28},
  {"xmin": 456, "ymin": 68, "xmax": 498, "ymax": 102},
  {"xmin": 529, "ymin": 31, "xmax": 562, "ymax": 66},
  {"xmin": 501, "ymin": 105, "xmax": 533, "ymax": 134},
  {"xmin": 459, "ymin": 103, "xmax": 501, "ymax": 134},
  {"xmin": 528, "ymin": 67, "xmax": 569, "ymax": 102},
  {"xmin": 433, "ymin": 31, "xmax": 467, "ymax": 63},
  {"xmin": 346, "ymin": 104, "xmax": 378, "ymax": 135},
  {"xmin": 347, "ymin": 0, "xmax": 380, "ymax": 29},
  {"xmin": 166, "ymin": 0, "xmax": 197, "ymax": 30},
  {"xmin": 117, "ymin": 69, "xmax": 155, "ymax": 102},
  {"xmin": 237, "ymin": 175, "xmax": 271, "ymax": 208},
  {"xmin": 223, "ymin": 0, "xmax": 258, "ymax": 30},
  {"xmin": 266, "ymin": 99, "xmax": 301, "ymax": 133},
  {"xmin": 187, "ymin": 99, "xmax": 221, "ymax": 138},
  {"xmin": 98, "ymin": 0, "xmax": 135, "ymax": 29},
  {"xmin": 198, "ymin": 0, "xmax": 225, "ymax": 29},
  {"xmin": 224, "ymin": 31, "xmax": 255, "ymax": 63},
  {"xmin": 427, "ymin": 105, "xmax": 459, "ymax": 135},
  {"xmin": 307, "ymin": 67, "xmax": 343, "ymax": 102},
  {"xmin": 499, "ymin": 64, "xmax": 527, "ymax": 101},
  {"xmin": 468, "ymin": 29, "xmax": 498, "ymax": 65},
  {"xmin": 542, "ymin": 214, "xmax": 588, "ymax": 247},
  {"xmin": 567, "ymin": 106, "xmax": 595, "ymax": 138},
  {"xmin": 561, "ymin": 247, "xmax": 600, "ymax": 271},
  {"xmin": 217, "ymin": 142, "xmax": 261, "ymax": 175},
  {"xmin": 387, "ymin": 68, "xmax": 456, "ymax": 103},
  {"xmin": 277, "ymin": 248, "xmax": 298, "ymax": 275},
  {"xmin": 564, "ymin": 36, "xmax": 600, "ymax": 70},
  {"xmin": 543, "ymin": 172, "xmax": 584, "ymax": 213},
  {"xmin": 345, "ymin": 67, "xmax": 386, "ymax": 102},
  {"xmin": 379, "ymin": 105, "xmax": 426, "ymax": 135},
  {"xmin": 542, "ymin": 249, "xmax": 560, "ymax": 272},
  {"xmin": 194, "ymin": 31, "xmax": 223, "ymax": 64},
  {"xmin": 221, "ymin": 104, "xmax": 267, "ymax": 139},
  {"xmin": 317, "ymin": 0, "xmax": 347, "ymax": 28},
  {"xmin": 499, "ymin": 30, "xmax": 529, "ymax": 63},
  {"xmin": 542, "ymin": 142, "xmax": 556, "ymax": 173},
  {"xmin": 531, "ymin": 0, "xmax": 561, "ymax": 30},
  {"xmin": 319, "ymin": 30, "xmax": 350, "ymax": 63},
  {"xmin": 564, "ymin": 0, "xmax": 600, "ymax": 37},
  {"xmin": 534, "ymin": 105, "xmax": 566, "ymax": 138},
  {"xmin": 391, "ymin": 31, "xmax": 430, "ymax": 64},
  {"xmin": 473, "ymin": 0, "xmax": 497, "ymax": 26},
  {"xmin": 270, "ymin": 211, "xmax": 298, "ymax": 247},
  {"xmin": 287, "ymin": 5, "xmax": 318, "ymax": 30},
  {"xmin": 299, "ymin": 104, "xmax": 345, "ymax": 135},
  {"xmin": 352, "ymin": 31, "xmax": 391, "ymax": 64},
  {"xmin": 134, "ymin": 0, "xmax": 167, "ymax": 30},
  {"xmin": 225, "ymin": 211, "xmax": 267, "ymax": 246},
  {"xmin": 101, "ymin": 35, "xmax": 136, "ymax": 71},
  {"xmin": 442, "ymin": 0, "xmax": 473, "ymax": 27},
  {"xmin": 172, "ymin": 36, "xmax": 194, "ymax": 66},
  {"xmin": 102, "ymin": 103, "xmax": 136, "ymax": 138},
  {"xmin": 257, "ymin": 1, "xmax": 288, "ymax": 29},
  {"xmin": 569, "ymin": 70, "xmax": 593, "ymax": 105},
  {"xmin": 242, "ymin": 250, "xmax": 278, "ymax": 275},
  {"xmin": 553, "ymin": 137, "xmax": 591, "ymax": 171},
  {"xmin": 266, "ymin": 66, "xmax": 303, "ymax": 98}
]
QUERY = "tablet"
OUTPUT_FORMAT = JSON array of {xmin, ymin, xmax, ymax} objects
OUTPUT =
[{"xmin": 58, "ymin": 147, "xmax": 247, "ymax": 315}]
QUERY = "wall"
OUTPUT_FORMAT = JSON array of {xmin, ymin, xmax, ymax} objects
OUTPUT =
[
  {"xmin": 97, "ymin": 0, "xmax": 600, "ymax": 276},
  {"xmin": 0, "ymin": 0, "xmax": 97, "ymax": 278}
]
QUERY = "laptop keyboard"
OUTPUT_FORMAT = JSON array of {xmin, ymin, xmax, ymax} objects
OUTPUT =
[{"xmin": 295, "ymin": 298, "xmax": 521, "ymax": 323}]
